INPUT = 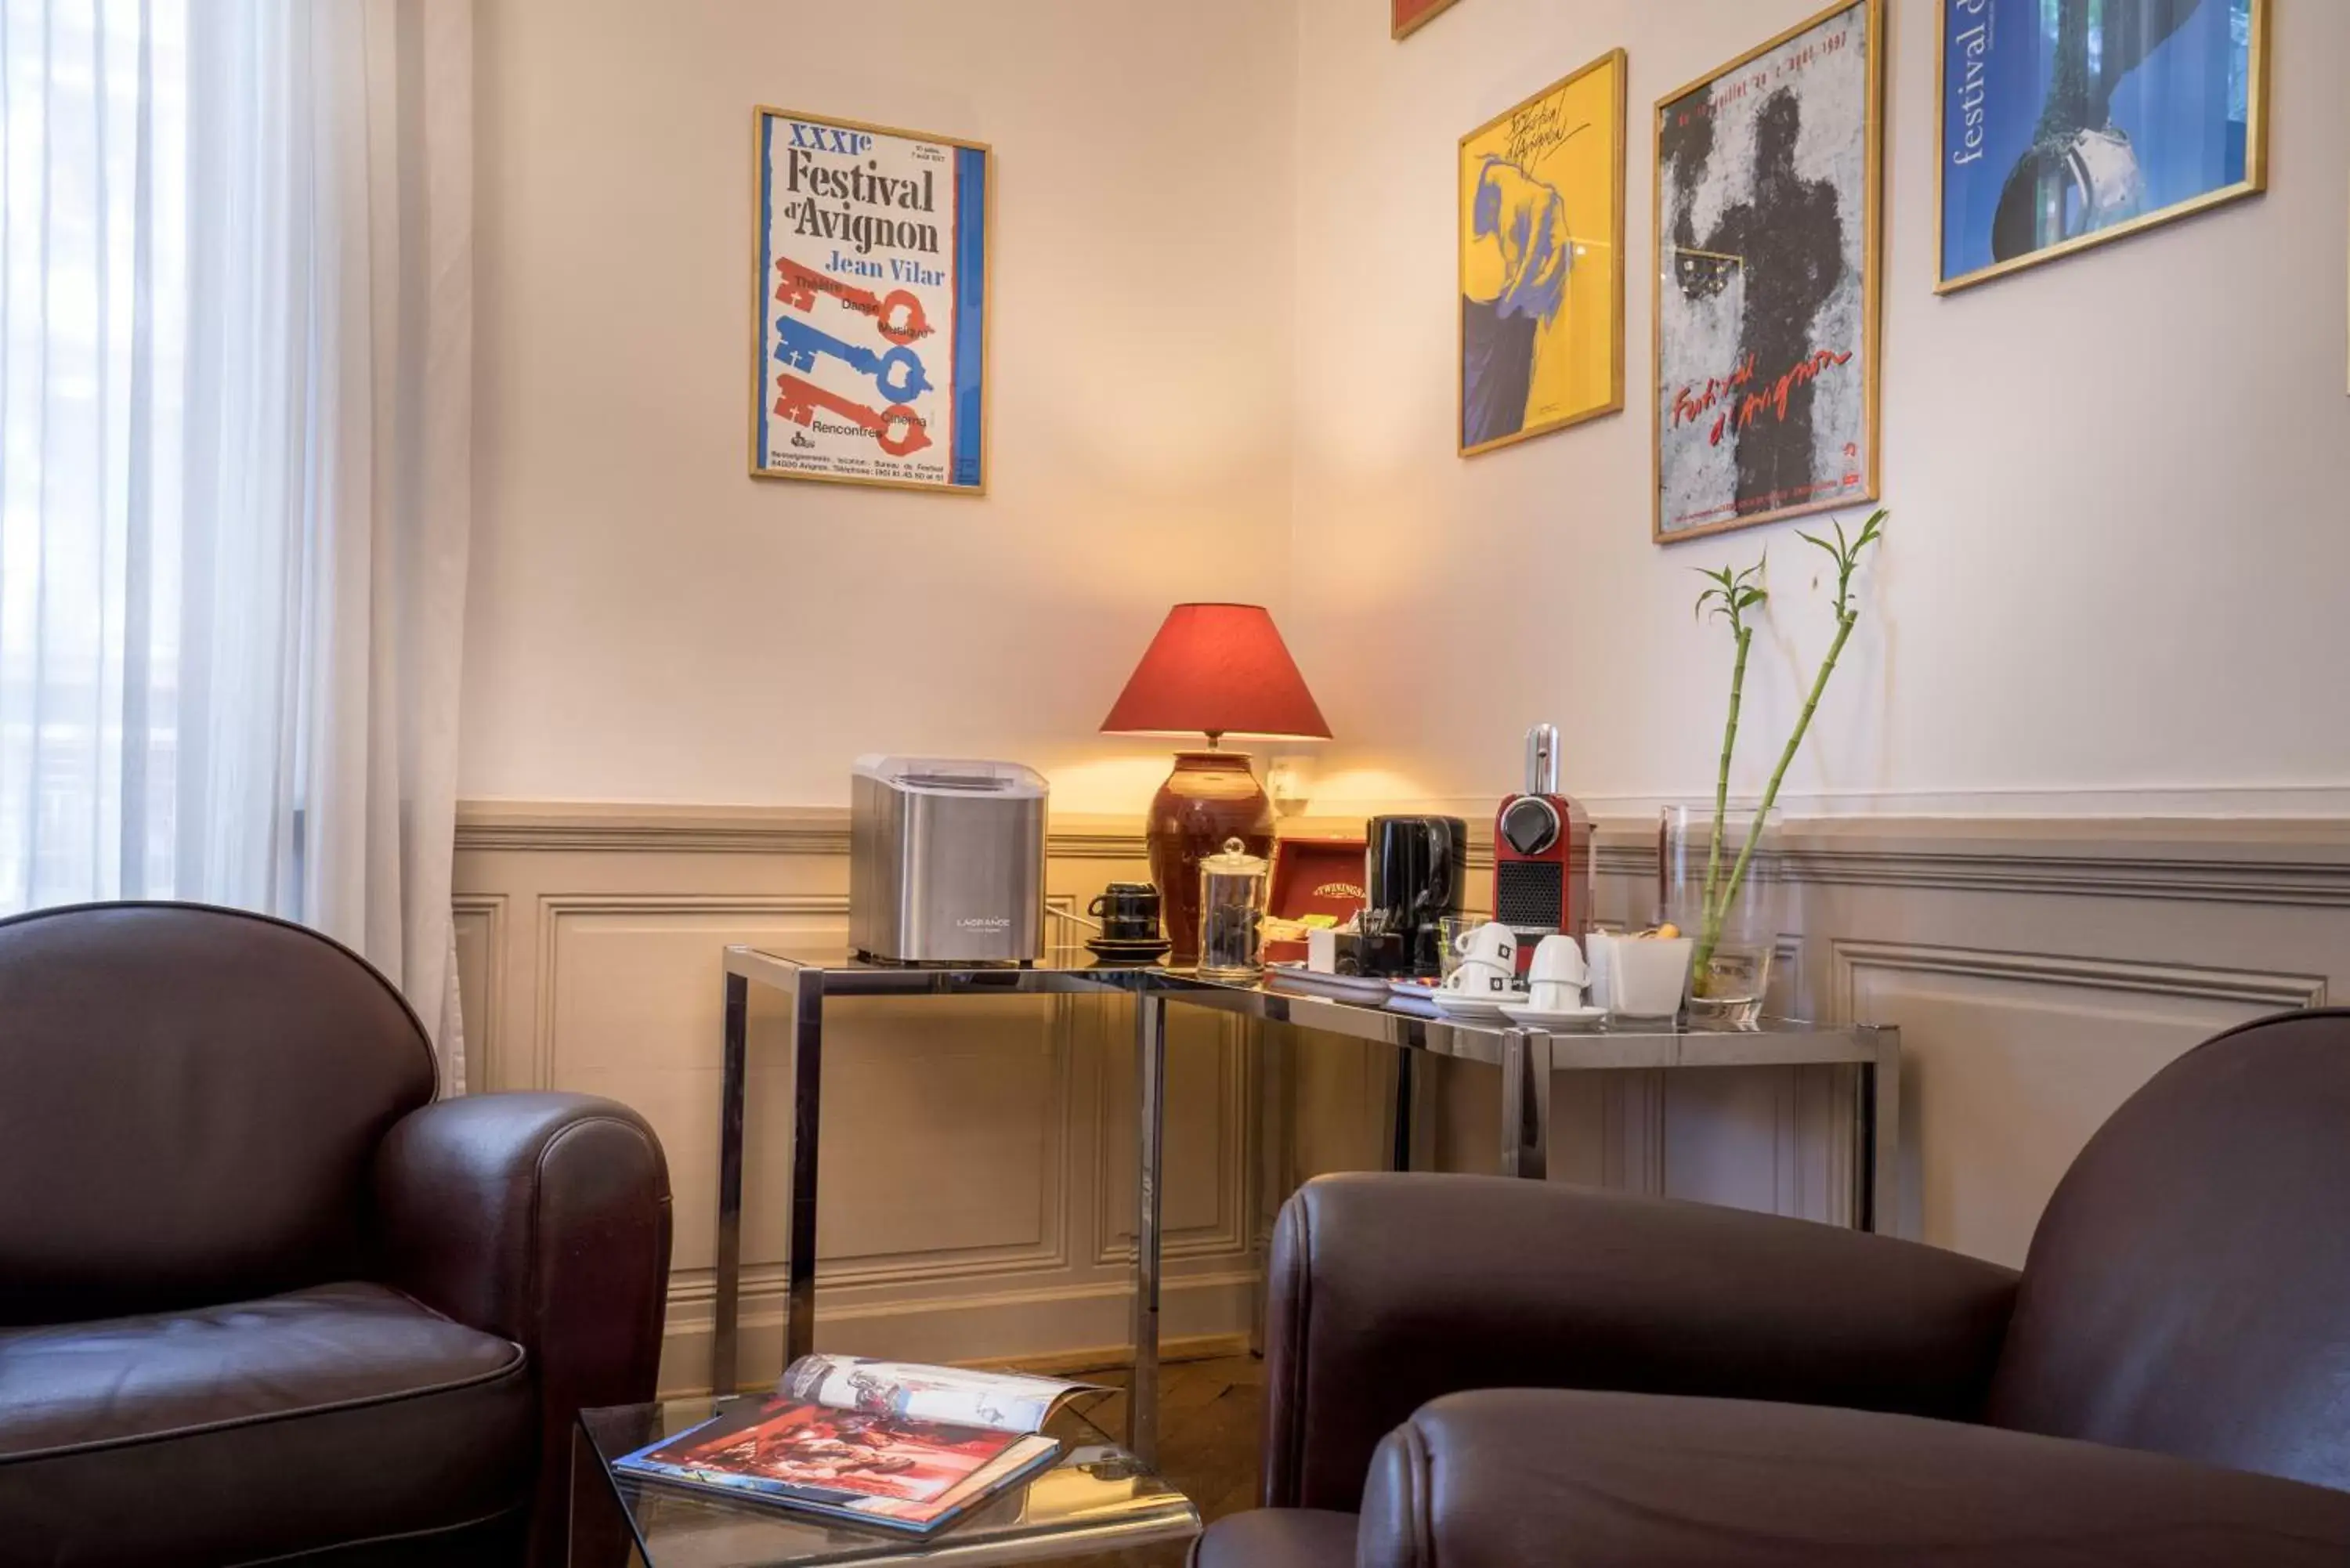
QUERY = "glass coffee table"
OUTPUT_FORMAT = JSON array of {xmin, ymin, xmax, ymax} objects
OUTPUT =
[{"xmin": 573, "ymin": 1394, "xmax": 1200, "ymax": 1566}]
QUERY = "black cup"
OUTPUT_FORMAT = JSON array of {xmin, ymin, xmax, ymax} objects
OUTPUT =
[{"xmin": 1090, "ymin": 883, "xmax": 1162, "ymax": 942}]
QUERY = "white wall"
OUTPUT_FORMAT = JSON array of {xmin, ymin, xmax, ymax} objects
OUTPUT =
[
  {"xmin": 462, "ymin": 0, "xmax": 1298, "ymax": 811},
  {"xmin": 1288, "ymin": 0, "xmax": 2350, "ymax": 819},
  {"xmin": 468, "ymin": 0, "xmax": 2350, "ymax": 821},
  {"xmin": 455, "ymin": 1, "xmax": 2350, "ymax": 1295}
]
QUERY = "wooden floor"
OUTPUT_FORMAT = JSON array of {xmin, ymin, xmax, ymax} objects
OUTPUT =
[
  {"xmin": 1060, "ymin": 1354, "xmax": 1267, "ymax": 1565},
  {"xmin": 1089, "ymin": 1354, "xmax": 1265, "ymax": 1523}
]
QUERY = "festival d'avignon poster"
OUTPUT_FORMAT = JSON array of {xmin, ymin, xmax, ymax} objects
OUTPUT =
[
  {"xmin": 1459, "ymin": 50, "xmax": 1625, "ymax": 458},
  {"xmin": 752, "ymin": 109, "xmax": 990, "ymax": 494},
  {"xmin": 1655, "ymin": 1, "xmax": 1880, "ymax": 543},
  {"xmin": 1940, "ymin": 0, "xmax": 2261, "ymax": 290}
]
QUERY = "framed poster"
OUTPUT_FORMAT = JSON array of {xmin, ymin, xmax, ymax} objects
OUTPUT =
[
  {"xmin": 1937, "ymin": 0, "xmax": 2269, "ymax": 293},
  {"xmin": 1654, "ymin": 0, "xmax": 1883, "ymax": 544},
  {"xmin": 750, "ymin": 108, "xmax": 991, "ymax": 495},
  {"xmin": 1394, "ymin": 0, "xmax": 1462, "ymax": 40},
  {"xmin": 1459, "ymin": 49, "xmax": 1627, "ymax": 458}
]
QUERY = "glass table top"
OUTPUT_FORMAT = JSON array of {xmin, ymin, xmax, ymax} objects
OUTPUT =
[
  {"xmin": 577, "ymin": 1395, "xmax": 1199, "ymax": 1567},
  {"xmin": 721, "ymin": 942, "xmax": 1889, "ymax": 1067}
]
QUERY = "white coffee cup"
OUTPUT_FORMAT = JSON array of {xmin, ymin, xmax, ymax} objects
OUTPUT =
[
  {"xmin": 1611, "ymin": 936, "xmax": 1693, "ymax": 1019},
  {"xmin": 1452, "ymin": 921, "xmax": 1517, "ymax": 972},
  {"xmin": 1529, "ymin": 934, "xmax": 1587, "ymax": 989},
  {"xmin": 1444, "ymin": 956, "xmax": 1513, "ymax": 995},
  {"xmin": 1529, "ymin": 978, "xmax": 1583, "ymax": 1011},
  {"xmin": 1585, "ymin": 932, "xmax": 1619, "ymax": 1011}
]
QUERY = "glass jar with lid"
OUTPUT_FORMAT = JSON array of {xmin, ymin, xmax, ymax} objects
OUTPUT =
[{"xmin": 1197, "ymin": 837, "xmax": 1271, "ymax": 981}]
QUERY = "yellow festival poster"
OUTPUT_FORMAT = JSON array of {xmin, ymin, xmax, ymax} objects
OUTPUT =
[{"xmin": 1459, "ymin": 50, "xmax": 1625, "ymax": 457}]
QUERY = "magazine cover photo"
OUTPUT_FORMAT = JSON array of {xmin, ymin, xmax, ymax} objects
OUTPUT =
[
  {"xmin": 612, "ymin": 1356, "xmax": 1082, "ymax": 1534},
  {"xmin": 620, "ymin": 1400, "xmax": 1047, "ymax": 1530}
]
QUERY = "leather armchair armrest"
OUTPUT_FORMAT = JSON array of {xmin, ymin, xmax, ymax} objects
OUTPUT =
[
  {"xmin": 1359, "ymin": 1389, "xmax": 2350, "ymax": 1568},
  {"xmin": 1264, "ymin": 1174, "xmax": 2019, "ymax": 1511},
  {"xmin": 375, "ymin": 1092, "xmax": 673, "ymax": 1563}
]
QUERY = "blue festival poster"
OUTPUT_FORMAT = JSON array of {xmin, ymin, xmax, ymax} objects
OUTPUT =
[
  {"xmin": 752, "ymin": 110, "xmax": 990, "ymax": 493},
  {"xmin": 1940, "ymin": 0, "xmax": 2263, "ymax": 290}
]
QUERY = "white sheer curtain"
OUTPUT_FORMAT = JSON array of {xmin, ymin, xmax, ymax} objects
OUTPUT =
[{"xmin": 0, "ymin": 0, "xmax": 473, "ymax": 1085}]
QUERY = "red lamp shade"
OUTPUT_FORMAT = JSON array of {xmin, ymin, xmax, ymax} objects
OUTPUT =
[{"xmin": 1099, "ymin": 604, "xmax": 1332, "ymax": 742}]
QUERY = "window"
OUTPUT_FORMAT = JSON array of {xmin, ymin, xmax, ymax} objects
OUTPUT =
[{"xmin": 1, "ymin": 0, "xmax": 188, "ymax": 906}]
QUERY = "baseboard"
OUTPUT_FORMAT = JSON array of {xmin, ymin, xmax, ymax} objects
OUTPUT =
[
  {"xmin": 974, "ymin": 1331, "xmax": 1255, "ymax": 1377},
  {"xmin": 657, "ymin": 1270, "xmax": 1260, "ymax": 1397}
]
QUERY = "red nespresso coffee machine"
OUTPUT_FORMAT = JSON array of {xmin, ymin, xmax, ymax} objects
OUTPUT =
[{"xmin": 1493, "ymin": 724, "xmax": 1593, "ymax": 975}]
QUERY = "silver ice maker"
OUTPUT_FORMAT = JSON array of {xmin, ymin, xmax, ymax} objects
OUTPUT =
[{"xmin": 849, "ymin": 756, "xmax": 1048, "ymax": 964}]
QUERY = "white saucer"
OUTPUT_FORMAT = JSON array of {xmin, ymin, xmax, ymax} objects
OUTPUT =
[
  {"xmin": 1427, "ymin": 990, "xmax": 1522, "ymax": 1021},
  {"xmin": 1502, "ymin": 1003, "xmax": 1608, "ymax": 1030}
]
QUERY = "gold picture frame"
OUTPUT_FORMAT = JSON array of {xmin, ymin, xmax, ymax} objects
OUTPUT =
[
  {"xmin": 1458, "ymin": 48, "xmax": 1628, "ymax": 459},
  {"xmin": 1651, "ymin": 0, "xmax": 1885, "ymax": 544},
  {"xmin": 1934, "ymin": 0, "xmax": 2270, "ymax": 295},
  {"xmin": 748, "ymin": 107, "xmax": 996, "ymax": 497}
]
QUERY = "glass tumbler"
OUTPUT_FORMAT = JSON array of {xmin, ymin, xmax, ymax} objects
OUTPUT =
[{"xmin": 1436, "ymin": 913, "xmax": 1495, "ymax": 982}]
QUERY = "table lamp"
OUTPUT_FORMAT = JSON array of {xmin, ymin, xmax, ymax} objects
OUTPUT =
[{"xmin": 1100, "ymin": 603, "xmax": 1332, "ymax": 964}]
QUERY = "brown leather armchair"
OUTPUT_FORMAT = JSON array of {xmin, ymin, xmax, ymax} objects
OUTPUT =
[
  {"xmin": 0, "ymin": 902, "xmax": 674, "ymax": 1568},
  {"xmin": 1198, "ymin": 1009, "xmax": 2350, "ymax": 1567}
]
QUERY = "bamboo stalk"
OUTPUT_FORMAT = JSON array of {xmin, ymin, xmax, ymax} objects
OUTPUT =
[
  {"xmin": 1709, "ymin": 607, "xmax": 1855, "ymax": 945},
  {"xmin": 1691, "ymin": 511, "xmax": 1885, "ymax": 994},
  {"xmin": 1703, "ymin": 624, "xmax": 1751, "ymax": 916},
  {"xmin": 1697, "ymin": 625, "xmax": 1752, "ymax": 983}
]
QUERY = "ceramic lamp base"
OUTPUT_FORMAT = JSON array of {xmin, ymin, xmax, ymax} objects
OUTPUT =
[{"xmin": 1148, "ymin": 750, "xmax": 1274, "ymax": 966}]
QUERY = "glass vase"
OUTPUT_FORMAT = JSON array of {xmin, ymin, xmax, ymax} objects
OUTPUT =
[{"xmin": 1658, "ymin": 804, "xmax": 1784, "ymax": 1028}]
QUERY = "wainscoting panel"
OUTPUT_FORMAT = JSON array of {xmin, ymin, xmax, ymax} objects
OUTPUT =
[
  {"xmin": 538, "ymin": 898, "xmax": 851, "ymax": 1282},
  {"xmin": 1405, "ymin": 816, "xmax": 2350, "ymax": 1259},
  {"xmin": 452, "ymin": 806, "xmax": 1257, "ymax": 1395},
  {"xmin": 450, "ymin": 894, "xmax": 505, "ymax": 1084},
  {"xmin": 1095, "ymin": 1002, "xmax": 1253, "ymax": 1262},
  {"xmin": 1838, "ymin": 941, "xmax": 2323, "ymax": 1265},
  {"xmin": 456, "ymin": 804, "xmax": 2350, "ymax": 1387},
  {"xmin": 1783, "ymin": 826, "xmax": 2341, "ymax": 1258}
]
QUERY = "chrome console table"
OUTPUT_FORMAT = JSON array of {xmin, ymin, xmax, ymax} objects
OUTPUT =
[{"xmin": 713, "ymin": 945, "xmax": 1901, "ymax": 1466}]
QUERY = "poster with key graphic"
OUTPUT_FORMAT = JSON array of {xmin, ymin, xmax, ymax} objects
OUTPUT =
[{"xmin": 751, "ymin": 109, "xmax": 990, "ymax": 493}]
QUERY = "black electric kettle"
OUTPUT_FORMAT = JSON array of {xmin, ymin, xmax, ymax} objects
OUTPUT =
[{"xmin": 1363, "ymin": 815, "xmax": 1468, "ymax": 977}]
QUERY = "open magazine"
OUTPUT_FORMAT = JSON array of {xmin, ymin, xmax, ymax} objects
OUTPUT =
[{"xmin": 613, "ymin": 1357, "xmax": 1094, "ymax": 1535}]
